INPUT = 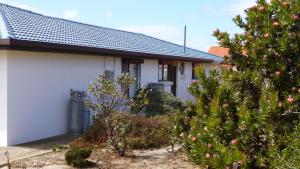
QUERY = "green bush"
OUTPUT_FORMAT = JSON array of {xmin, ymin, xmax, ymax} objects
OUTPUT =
[
  {"xmin": 270, "ymin": 122, "xmax": 300, "ymax": 169},
  {"xmin": 174, "ymin": 0, "xmax": 300, "ymax": 168},
  {"xmin": 127, "ymin": 115, "xmax": 173, "ymax": 149},
  {"xmin": 83, "ymin": 119, "xmax": 108, "ymax": 144},
  {"xmin": 65, "ymin": 148, "xmax": 92, "ymax": 168},
  {"xmin": 145, "ymin": 87, "xmax": 184, "ymax": 116},
  {"xmin": 76, "ymin": 114, "xmax": 173, "ymax": 150}
]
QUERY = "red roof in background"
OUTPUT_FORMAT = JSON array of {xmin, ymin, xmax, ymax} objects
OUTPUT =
[{"xmin": 208, "ymin": 46, "xmax": 230, "ymax": 58}]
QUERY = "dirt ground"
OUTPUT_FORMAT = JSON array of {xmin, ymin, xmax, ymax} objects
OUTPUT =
[{"xmin": 10, "ymin": 146, "xmax": 199, "ymax": 169}]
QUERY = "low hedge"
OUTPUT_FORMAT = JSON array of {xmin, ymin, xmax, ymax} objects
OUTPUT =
[{"xmin": 76, "ymin": 114, "xmax": 173, "ymax": 149}]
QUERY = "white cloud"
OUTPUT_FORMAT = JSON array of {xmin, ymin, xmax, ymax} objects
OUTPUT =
[
  {"xmin": 0, "ymin": 0, "xmax": 38, "ymax": 11},
  {"xmin": 0, "ymin": 0, "xmax": 61, "ymax": 17},
  {"xmin": 63, "ymin": 10, "xmax": 78, "ymax": 20},
  {"xmin": 105, "ymin": 11, "xmax": 112, "ymax": 19},
  {"xmin": 226, "ymin": 0, "xmax": 256, "ymax": 16}
]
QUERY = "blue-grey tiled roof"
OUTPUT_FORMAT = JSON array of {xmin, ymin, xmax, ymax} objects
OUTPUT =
[{"xmin": 0, "ymin": 3, "xmax": 223, "ymax": 62}]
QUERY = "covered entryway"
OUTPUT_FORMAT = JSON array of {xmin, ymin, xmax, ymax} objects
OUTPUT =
[{"xmin": 158, "ymin": 61, "xmax": 177, "ymax": 96}]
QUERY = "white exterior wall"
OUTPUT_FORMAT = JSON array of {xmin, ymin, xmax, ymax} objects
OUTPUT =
[
  {"xmin": 176, "ymin": 61, "xmax": 194, "ymax": 101},
  {"xmin": 141, "ymin": 59, "xmax": 159, "ymax": 87},
  {"xmin": 0, "ymin": 49, "xmax": 217, "ymax": 146},
  {"xmin": 5, "ymin": 50, "xmax": 121, "ymax": 145},
  {"xmin": 176, "ymin": 62, "xmax": 219, "ymax": 101},
  {"xmin": 0, "ymin": 51, "xmax": 8, "ymax": 146}
]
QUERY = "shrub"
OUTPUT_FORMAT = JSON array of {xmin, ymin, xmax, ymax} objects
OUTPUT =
[
  {"xmin": 270, "ymin": 122, "xmax": 300, "ymax": 169},
  {"xmin": 145, "ymin": 88, "xmax": 184, "ymax": 116},
  {"xmin": 82, "ymin": 119, "xmax": 108, "ymax": 144},
  {"xmin": 76, "ymin": 114, "xmax": 173, "ymax": 150},
  {"xmin": 52, "ymin": 144, "xmax": 68, "ymax": 152},
  {"xmin": 86, "ymin": 73, "xmax": 149, "ymax": 156},
  {"xmin": 175, "ymin": 0, "xmax": 300, "ymax": 168},
  {"xmin": 127, "ymin": 115, "xmax": 173, "ymax": 149},
  {"xmin": 65, "ymin": 147, "xmax": 92, "ymax": 168},
  {"xmin": 176, "ymin": 65, "xmax": 300, "ymax": 168}
]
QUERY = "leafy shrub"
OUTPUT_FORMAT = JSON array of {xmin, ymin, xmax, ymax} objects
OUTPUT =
[
  {"xmin": 75, "ymin": 114, "xmax": 173, "ymax": 150},
  {"xmin": 65, "ymin": 147, "xmax": 92, "ymax": 168},
  {"xmin": 270, "ymin": 122, "xmax": 300, "ymax": 169},
  {"xmin": 83, "ymin": 119, "xmax": 108, "ymax": 144},
  {"xmin": 52, "ymin": 144, "xmax": 68, "ymax": 152},
  {"xmin": 127, "ymin": 115, "xmax": 173, "ymax": 149},
  {"xmin": 145, "ymin": 88, "xmax": 184, "ymax": 116},
  {"xmin": 86, "ymin": 73, "xmax": 149, "ymax": 156},
  {"xmin": 176, "ymin": 65, "xmax": 300, "ymax": 168},
  {"xmin": 175, "ymin": 0, "xmax": 300, "ymax": 168}
]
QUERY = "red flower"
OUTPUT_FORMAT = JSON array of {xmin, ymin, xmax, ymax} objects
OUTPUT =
[
  {"xmin": 191, "ymin": 136, "xmax": 197, "ymax": 141},
  {"xmin": 282, "ymin": 1, "xmax": 290, "ymax": 7},
  {"xmin": 287, "ymin": 95, "xmax": 294, "ymax": 104},
  {"xmin": 273, "ymin": 21, "xmax": 279, "ymax": 27},
  {"xmin": 207, "ymin": 144, "xmax": 212, "ymax": 148},
  {"xmin": 258, "ymin": 6, "xmax": 265, "ymax": 12},
  {"xmin": 292, "ymin": 14, "xmax": 299, "ymax": 20},
  {"xmin": 231, "ymin": 139, "xmax": 238, "ymax": 145},
  {"xmin": 264, "ymin": 33, "xmax": 270, "ymax": 38},
  {"xmin": 275, "ymin": 71, "xmax": 281, "ymax": 77},
  {"xmin": 278, "ymin": 101, "xmax": 283, "ymax": 108},
  {"xmin": 223, "ymin": 103, "xmax": 229, "ymax": 109},
  {"xmin": 205, "ymin": 153, "xmax": 211, "ymax": 158}
]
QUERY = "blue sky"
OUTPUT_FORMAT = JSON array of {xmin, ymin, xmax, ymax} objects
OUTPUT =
[{"xmin": 0, "ymin": 0, "xmax": 256, "ymax": 51}]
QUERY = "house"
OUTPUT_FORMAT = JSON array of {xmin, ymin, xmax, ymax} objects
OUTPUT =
[{"xmin": 0, "ymin": 3, "xmax": 222, "ymax": 146}]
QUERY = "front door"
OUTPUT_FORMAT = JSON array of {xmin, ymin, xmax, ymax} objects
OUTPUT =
[{"xmin": 168, "ymin": 65, "xmax": 177, "ymax": 96}]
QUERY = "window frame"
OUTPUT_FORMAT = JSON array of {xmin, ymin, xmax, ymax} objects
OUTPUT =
[
  {"xmin": 158, "ymin": 63, "xmax": 169, "ymax": 81},
  {"xmin": 122, "ymin": 62, "xmax": 141, "ymax": 97},
  {"xmin": 192, "ymin": 63, "xmax": 202, "ymax": 80}
]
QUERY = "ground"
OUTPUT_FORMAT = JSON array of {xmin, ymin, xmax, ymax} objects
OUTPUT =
[
  {"xmin": 8, "ymin": 146, "xmax": 198, "ymax": 169},
  {"xmin": 0, "ymin": 135, "xmax": 198, "ymax": 169}
]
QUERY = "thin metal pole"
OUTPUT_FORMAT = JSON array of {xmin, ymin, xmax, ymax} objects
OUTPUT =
[{"xmin": 184, "ymin": 25, "xmax": 187, "ymax": 53}]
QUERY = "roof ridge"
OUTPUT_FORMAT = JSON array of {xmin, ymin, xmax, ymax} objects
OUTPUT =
[
  {"xmin": 0, "ymin": 3, "xmax": 223, "ymax": 62},
  {"xmin": 0, "ymin": 3, "xmax": 176, "ymax": 43},
  {"xmin": 0, "ymin": 2, "xmax": 214, "ymax": 55},
  {"xmin": 0, "ymin": 3, "xmax": 146, "ymax": 36}
]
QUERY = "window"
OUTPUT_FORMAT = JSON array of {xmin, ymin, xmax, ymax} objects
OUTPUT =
[
  {"xmin": 192, "ymin": 63, "xmax": 202, "ymax": 80},
  {"xmin": 122, "ymin": 63, "xmax": 141, "ymax": 97},
  {"xmin": 179, "ymin": 62, "xmax": 185, "ymax": 75},
  {"xmin": 159, "ymin": 64, "xmax": 169, "ymax": 81}
]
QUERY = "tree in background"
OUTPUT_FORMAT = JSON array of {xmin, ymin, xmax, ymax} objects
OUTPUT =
[{"xmin": 176, "ymin": 0, "xmax": 300, "ymax": 168}]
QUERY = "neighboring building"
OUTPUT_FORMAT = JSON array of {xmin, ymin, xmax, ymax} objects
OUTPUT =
[
  {"xmin": 0, "ymin": 3, "xmax": 222, "ymax": 146},
  {"xmin": 208, "ymin": 46, "xmax": 230, "ymax": 58},
  {"xmin": 208, "ymin": 46, "xmax": 234, "ymax": 70}
]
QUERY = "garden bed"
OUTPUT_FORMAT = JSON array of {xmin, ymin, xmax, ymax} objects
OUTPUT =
[{"xmin": 10, "ymin": 146, "xmax": 198, "ymax": 169}]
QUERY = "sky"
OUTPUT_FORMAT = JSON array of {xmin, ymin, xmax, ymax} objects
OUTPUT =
[{"xmin": 0, "ymin": 0, "xmax": 256, "ymax": 52}]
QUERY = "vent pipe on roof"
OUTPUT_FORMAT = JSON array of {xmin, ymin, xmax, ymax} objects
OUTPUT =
[{"xmin": 184, "ymin": 25, "xmax": 187, "ymax": 53}]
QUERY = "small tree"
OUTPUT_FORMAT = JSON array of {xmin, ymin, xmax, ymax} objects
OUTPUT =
[
  {"xmin": 87, "ymin": 73, "xmax": 148, "ymax": 156},
  {"xmin": 176, "ymin": 0, "xmax": 300, "ymax": 168}
]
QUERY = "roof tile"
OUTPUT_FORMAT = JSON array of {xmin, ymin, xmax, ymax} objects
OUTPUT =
[{"xmin": 0, "ymin": 3, "xmax": 222, "ymax": 62}]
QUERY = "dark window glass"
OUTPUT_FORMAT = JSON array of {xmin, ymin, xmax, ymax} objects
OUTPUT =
[
  {"xmin": 192, "ymin": 63, "xmax": 202, "ymax": 80},
  {"xmin": 122, "ymin": 63, "xmax": 141, "ymax": 97},
  {"xmin": 159, "ymin": 64, "xmax": 169, "ymax": 81}
]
